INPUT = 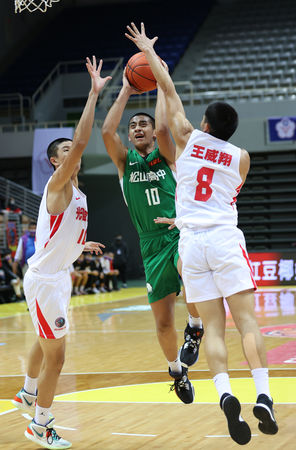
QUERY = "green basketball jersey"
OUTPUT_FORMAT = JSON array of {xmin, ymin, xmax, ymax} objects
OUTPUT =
[{"xmin": 121, "ymin": 148, "xmax": 177, "ymax": 235}]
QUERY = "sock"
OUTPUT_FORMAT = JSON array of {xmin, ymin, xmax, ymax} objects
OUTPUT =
[
  {"xmin": 251, "ymin": 367, "xmax": 271, "ymax": 399},
  {"xmin": 213, "ymin": 372, "xmax": 232, "ymax": 399},
  {"xmin": 188, "ymin": 314, "xmax": 203, "ymax": 329},
  {"xmin": 24, "ymin": 375, "xmax": 38, "ymax": 395},
  {"xmin": 35, "ymin": 404, "xmax": 51, "ymax": 426},
  {"xmin": 168, "ymin": 358, "xmax": 182, "ymax": 375}
]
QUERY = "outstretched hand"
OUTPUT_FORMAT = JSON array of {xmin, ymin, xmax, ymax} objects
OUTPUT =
[
  {"xmin": 153, "ymin": 217, "xmax": 176, "ymax": 230},
  {"xmin": 86, "ymin": 56, "xmax": 112, "ymax": 95},
  {"xmin": 122, "ymin": 66, "xmax": 144, "ymax": 95},
  {"xmin": 125, "ymin": 22, "xmax": 158, "ymax": 53},
  {"xmin": 84, "ymin": 241, "xmax": 105, "ymax": 255}
]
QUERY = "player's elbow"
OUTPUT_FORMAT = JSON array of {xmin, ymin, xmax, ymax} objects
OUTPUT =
[
  {"xmin": 101, "ymin": 122, "xmax": 113, "ymax": 139},
  {"xmin": 156, "ymin": 126, "xmax": 169, "ymax": 139},
  {"xmin": 74, "ymin": 139, "xmax": 87, "ymax": 151}
]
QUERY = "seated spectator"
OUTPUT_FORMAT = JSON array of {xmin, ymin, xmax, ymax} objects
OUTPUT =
[
  {"xmin": 83, "ymin": 253, "xmax": 100, "ymax": 294},
  {"xmin": 94, "ymin": 254, "xmax": 107, "ymax": 292},
  {"xmin": 111, "ymin": 234, "xmax": 129, "ymax": 288},
  {"xmin": 1, "ymin": 248, "xmax": 24, "ymax": 301},
  {"xmin": 12, "ymin": 220, "xmax": 36, "ymax": 278},
  {"xmin": 73, "ymin": 254, "xmax": 89, "ymax": 295},
  {"xmin": 100, "ymin": 251, "xmax": 120, "ymax": 292},
  {"xmin": 5, "ymin": 198, "xmax": 22, "ymax": 214},
  {"xmin": 0, "ymin": 254, "xmax": 13, "ymax": 303},
  {"xmin": 69, "ymin": 264, "xmax": 83, "ymax": 296}
]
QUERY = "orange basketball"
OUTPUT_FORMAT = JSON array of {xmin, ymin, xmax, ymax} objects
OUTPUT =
[{"xmin": 126, "ymin": 52, "xmax": 157, "ymax": 92}]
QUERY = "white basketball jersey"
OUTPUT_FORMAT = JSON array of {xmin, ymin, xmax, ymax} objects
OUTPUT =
[
  {"xmin": 175, "ymin": 129, "xmax": 243, "ymax": 230},
  {"xmin": 28, "ymin": 178, "xmax": 88, "ymax": 274}
]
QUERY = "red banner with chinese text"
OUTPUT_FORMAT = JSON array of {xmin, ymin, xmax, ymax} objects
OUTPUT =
[{"xmin": 249, "ymin": 252, "xmax": 296, "ymax": 286}]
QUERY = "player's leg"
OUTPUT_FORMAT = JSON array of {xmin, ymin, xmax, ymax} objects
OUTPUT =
[
  {"xmin": 12, "ymin": 339, "xmax": 43, "ymax": 413},
  {"xmin": 151, "ymin": 293, "xmax": 194, "ymax": 404},
  {"xmin": 227, "ymin": 289, "xmax": 278, "ymax": 435},
  {"xmin": 196, "ymin": 297, "xmax": 251, "ymax": 445},
  {"xmin": 24, "ymin": 336, "xmax": 71, "ymax": 448},
  {"xmin": 37, "ymin": 336, "xmax": 65, "ymax": 412},
  {"xmin": 150, "ymin": 293, "xmax": 178, "ymax": 363},
  {"xmin": 177, "ymin": 256, "xmax": 204, "ymax": 366}
]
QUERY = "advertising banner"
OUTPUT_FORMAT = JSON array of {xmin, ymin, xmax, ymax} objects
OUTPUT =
[{"xmin": 249, "ymin": 252, "xmax": 296, "ymax": 286}]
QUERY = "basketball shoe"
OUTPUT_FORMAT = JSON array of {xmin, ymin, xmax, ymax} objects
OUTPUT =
[
  {"xmin": 25, "ymin": 417, "xmax": 72, "ymax": 449},
  {"xmin": 179, "ymin": 323, "xmax": 204, "ymax": 367},
  {"xmin": 12, "ymin": 388, "xmax": 37, "ymax": 414},
  {"xmin": 253, "ymin": 394, "xmax": 278, "ymax": 435},
  {"xmin": 169, "ymin": 366, "xmax": 195, "ymax": 404},
  {"xmin": 220, "ymin": 393, "xmax": 251, "ymax": 445}
]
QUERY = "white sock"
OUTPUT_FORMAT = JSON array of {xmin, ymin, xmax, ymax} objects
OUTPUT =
[
  {"xmin": 168, "ymin": 358, "xmax": 182, "ymax": 375},
  {"xmin": 24, "ymin": 375, "xmax": 37, "ymax": 395},
  {"xmin": 213, "ymin": 372, "xmax": 232, "ymax": 399},
  {"xmin": 188, "ymin": 314, "xmax": 203, "ymax": 329},
  {"xmin": 35, "ymin": 404, "xmax": 51, "ymax": 426},
  {"xmin": 251, "ymin": 367, "xmax": 271, "ymax": 399}
]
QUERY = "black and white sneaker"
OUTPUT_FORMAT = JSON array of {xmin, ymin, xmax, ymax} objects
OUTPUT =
[
  {"xmin": 220, "ymin": 393, "xmax": 251, "ymax": 445},
  {"xmin": 253, "ymin": 394, "xmax": 278, "ymax": 435},
  {"xmin": 179, "ymin": 324, "xmax": 204, "ymax": 367},
  {"xmin": 169, "ymin": 366, "xmax": 195, "ymax": 404}
]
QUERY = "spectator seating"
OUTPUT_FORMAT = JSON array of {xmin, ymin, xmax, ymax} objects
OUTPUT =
[
  {"xmin": 237, "ymin": 149, "xmax": 296, "ymax": 251},
  {"xmin": 178, "ymin": 0, "xmax": 296, "ymax": 102}
]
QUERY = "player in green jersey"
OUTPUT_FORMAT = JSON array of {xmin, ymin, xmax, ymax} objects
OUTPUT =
[{"xmin": 101, "ymin": 68, "xmax": 203, "ymax": 404}]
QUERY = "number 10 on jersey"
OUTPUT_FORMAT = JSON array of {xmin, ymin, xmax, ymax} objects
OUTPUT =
[{"xmin": 145, "ymin": 187, "xmax": 160, "ymax": 206}]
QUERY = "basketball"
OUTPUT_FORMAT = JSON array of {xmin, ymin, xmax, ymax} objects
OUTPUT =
[{"xmin": 126, "ymin": 52, "xmax": 157, "ymax": 92}]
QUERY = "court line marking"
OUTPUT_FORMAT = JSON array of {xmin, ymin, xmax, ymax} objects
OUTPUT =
[
  {"xmin": 54, "ymin": 400, "xmax": 296, "ymax": 405},
  {"xmin": 1, "ymin": 368, "xmax": 296, "ymax": 377},
  {"xmin": 0, "ymin": 408, "xmax": 17, "ymax": 416},
  {"xmin": 112, "ymin": 432, "xmax": 157, "ymax": 437},
  {"xmin": 0, "ymin": 285, "xmax": 295, "ymax": 320},
  {"xmin": 1, "ymin": 324, "xmax": 295, "ymax": 334},
  {"xmin": 54, "ymin": 376, "xmax": 296, "ymax": 395},
  {"xmin": 0, "ymin": 293, "xmax": 149, "ymax": 320}
]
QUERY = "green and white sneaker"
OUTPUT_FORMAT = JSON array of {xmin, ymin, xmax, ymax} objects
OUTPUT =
[
  {"xmin": 25, "ymin": 418, "xmax": 72, "ymax": 449},
  {"xmin": 12, "ymin": 388, "xmax": 37, "ymax": 414}
]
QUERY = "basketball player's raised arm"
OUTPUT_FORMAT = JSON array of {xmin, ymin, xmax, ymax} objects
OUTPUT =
[
  {"xmin": 125, "ymin": 22, "xmax": 193, "ymax": 158},
  {"xmin": 101, "ymin": 69, "xmax": 140, "ymax": 177},
  {"xmin": 155, "ymin": 83, "xmax": 176, "ymax": 165},
  {"xmin": 239, "ymin": 149, "xmax": 251, "ymax": 185},
  {"xmin": 49, "ymin": 57, "xmax": 111, "ymax": 191}
]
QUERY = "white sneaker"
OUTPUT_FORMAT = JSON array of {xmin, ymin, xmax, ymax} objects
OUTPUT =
[
  {"xmin": 92, "ymin": 287, "xmax": 100, "ymax": 294},
  {"xmin": 25, "ymin": 418, "xmax": 72, "ymax": 449},
  {"xmin": 12, "ymin": 388, "xmax": 36, "ymax": 414}
]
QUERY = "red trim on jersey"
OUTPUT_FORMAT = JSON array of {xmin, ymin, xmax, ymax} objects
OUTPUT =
[
  {"xmin": 44, "ymin": 213, "xmax": 64, "ymax": 248},
  {"xmin": 36, "ymin": 299, "xmax": 55, "ymax": 339},
  {"xmin": 231, "ymin": 182, "xmax": 243, "ymax": 208},
  {"xmin": 49, "ymin": 213, "xmax": 64, "ymax": 238},
  {"xmin": 38, "ymin": 323, "xmax": 45, "ymax": 339},
  {"xmin": 239, "ymin": 243, "xmax": 257, "ymax": 290}
]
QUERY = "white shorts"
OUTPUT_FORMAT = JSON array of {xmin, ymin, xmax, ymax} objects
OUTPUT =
[
  {"xmin": 179, "ymin": 226, "xmax": 257, "ymax": 303},
  {"xmin": 24, "ymin": 268, "xmax": 72, "ymax": 339}
]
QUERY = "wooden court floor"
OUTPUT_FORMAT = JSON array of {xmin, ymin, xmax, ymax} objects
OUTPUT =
[{"xmin": 0, "ymin": 286, "xmax": 295, "ymax": 449}]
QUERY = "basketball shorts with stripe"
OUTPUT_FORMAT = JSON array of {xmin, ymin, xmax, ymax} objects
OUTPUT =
[
  {"xmin": 24, "ymin": 268, "xmax": 72, "ymax": 339},
  {"xmin": 179, "ymin": 225, "xmax": 257, "ymax": 303}
]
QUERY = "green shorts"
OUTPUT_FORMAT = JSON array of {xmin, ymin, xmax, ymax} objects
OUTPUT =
[{"xmin": 139, "ymin": 227, "xmax": 181, "ymax": 303}]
